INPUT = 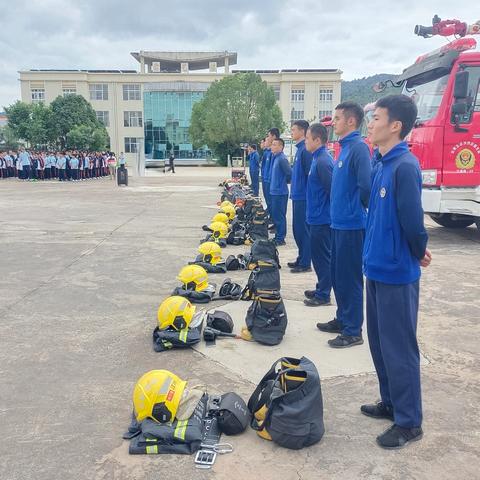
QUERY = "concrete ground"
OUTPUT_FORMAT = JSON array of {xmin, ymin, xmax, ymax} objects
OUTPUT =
[{"xmin": 0, "ymin": 167, "xmax": 479, "ymax": 480}]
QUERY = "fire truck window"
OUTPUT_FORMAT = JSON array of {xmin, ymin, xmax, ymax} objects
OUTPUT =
[{"xmin": 465, "ymin": 66, "xmax": 480, "ymax": 115}]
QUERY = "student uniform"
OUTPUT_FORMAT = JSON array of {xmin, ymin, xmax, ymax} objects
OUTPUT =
[
  {"xmin": 363, "ymin": 141, "xmax": 428, "ymax": 428},
  {"xmin": 306, "ymin": 145, "xmax": 334, "ymax": 301},
  {"xmin": 269, "ymin": 151, "xmax": 292, "ymax": 243},
  {"xmin": 290, "ymin": 139, "xmax": 313, "ymax": 268},
  {"xmin": 330, "ymin": 130, "xmax": 372, "ymax": 337}
]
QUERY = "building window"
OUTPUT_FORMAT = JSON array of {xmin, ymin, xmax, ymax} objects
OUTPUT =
[
  {"xmin": 125, "ymin": 137, "xmax": 140, "ymax": 153},
  {"xmin": 291, "ymin": 109, "xmax": 305, "ymax": 122},
  {"xmin": 271, "ymin": 83, "xmax": 280, "ymax": 101},
  {"xmin": 96, "ymin": 111, "xmax": 110, "ymax": 127},
  {"xmin": 63, "ymin": 88, "xmax": 76, "ymax": 97},
  {"xmin": 291, "ymin": 89, "xmax": 305, "ymax": 102},
  {"xmin": 123, "ymin": 84, "xmax": 141, "ymax": 100},
  {"xmin": 31, "ymin": 89, "xmax": 45, "ymax": 103},
  {"xmin": 89, "ymin": 83, "xmax": 108, "ymax": 100},
  {"xmin": 319, "ymin": 88, "xmax": 333, "ymax": 120},
  {"xmin": 124, "ymin": 111, "xmax": 143, "ymax": 127}
]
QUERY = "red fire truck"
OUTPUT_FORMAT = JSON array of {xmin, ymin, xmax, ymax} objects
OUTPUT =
[{"xmin": 376, "ymin": 16, "xmax": 480, "ymax": 229}]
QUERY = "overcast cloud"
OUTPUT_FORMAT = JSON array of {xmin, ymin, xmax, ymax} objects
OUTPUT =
[{"xmin": 0, "ymin": 0, "xmax": 476, "ymax": 108}]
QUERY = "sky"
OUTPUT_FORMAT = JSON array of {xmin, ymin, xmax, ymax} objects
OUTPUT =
[{"xmin": 0, "ymin": 0, "xmax": 476, "ymax": 109}]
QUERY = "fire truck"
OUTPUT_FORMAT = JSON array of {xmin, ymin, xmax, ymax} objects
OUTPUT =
[{"xmin": 375, "ymin": 16, "xmax": 480, "ymax": 229}]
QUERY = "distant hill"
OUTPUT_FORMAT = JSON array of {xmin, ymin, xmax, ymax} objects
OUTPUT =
[{"xmin": 341, "ymin": 74, "xmax": 402, "ymax": 106}]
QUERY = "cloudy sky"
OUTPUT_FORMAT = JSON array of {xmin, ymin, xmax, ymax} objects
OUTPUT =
[{"xmin": 0, "ymin": 0, "xmax": 476, "ymax": 108}]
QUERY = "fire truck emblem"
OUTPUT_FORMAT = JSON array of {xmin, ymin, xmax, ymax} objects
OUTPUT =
[{"xmin": 455, "ymin": 148, "xmax": 476, "ymax": 170}]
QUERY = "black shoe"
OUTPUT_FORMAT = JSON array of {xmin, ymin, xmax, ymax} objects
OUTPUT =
[
  {"xmin": 376, "ymin": 424, "xmax": 423, "ymax": 450},
  {"xmin": 361, "ymin": 402, "xmax": 394, "ymax": 421},
  {"xmin": 290, "ymin": 266, "xmax": 312, "ymax": 273},
  {"xmin": 304, "ymin": 290, "xmax": 316, "ymax": 299},
  {"xmin": 304, "ymin": 297, "xmax": 331, "ymax": 307},
  {"xmin": 273, "ymin": 239, "xmax": 286, "ymax": 246},
  {"xmin": 316, "ymin": 318, "xmax": 342, "ymax": 333},
  {"xmin": 328, "ymin": 334, "xmax": 364, "ymax": 348},
  {"xmin": 287, "ymin": 261, "xmax": 298, "ymax": 268}
]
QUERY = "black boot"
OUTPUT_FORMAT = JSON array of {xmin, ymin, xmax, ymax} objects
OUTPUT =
[
  {"xmin": 376, "ymin": 424, "xmax": 423, "ymax": 449},
  {"xmin": 360, "ymin": 401, "xmax": 394, "ymax": 421},
  {"xmin": 316, "ymin": 318, "xmax": 342, "ymax": 333}
]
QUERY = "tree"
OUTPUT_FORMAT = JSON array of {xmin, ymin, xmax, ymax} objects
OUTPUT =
[
  {"xmin": 0, "ymin": 124, "xmax": 19, "ymax": 150},
  {"xmin": 190, "ymin": 73, "xmax": 285, "ymax": 165},
  {"xmin": 4, "ymin": 94, "xmax": 109, "ymax": 150}
]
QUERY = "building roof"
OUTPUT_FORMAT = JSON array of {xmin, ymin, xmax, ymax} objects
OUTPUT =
[
  {"xmin": 27, "ymin": 69, "xmax": 137, "ymax": 74},
  {"xmin": 131, "ymin": 51, "xmax": 237, "ymax": 71},
  {"xmin": 232, "ymin": 68, "xmax": 340, "ymax": 74}
]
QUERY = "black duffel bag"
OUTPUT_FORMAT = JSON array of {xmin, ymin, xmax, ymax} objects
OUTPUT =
[{"xmin": 247, "ymin": 357, "xmax": 325, "ymax": 450}]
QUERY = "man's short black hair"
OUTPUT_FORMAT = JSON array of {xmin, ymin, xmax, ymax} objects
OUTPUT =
[
  {"xmin": 292, "ymin": 120, "xmax": 309, "ymax": 135},
  {"xmin": 273, "ymin": 137, "xmax": 285, "ymax": 148},
  {"xmin": 375, "ymin": 94, "xmax": 418, "ymax": 139},
  {"xmin": 268, "ymin": 128, "xmax": 280, "ymax": 139},
  {"xmin": 249, "ymin": 144, "xmax": 257, "ymax": 150},
  {"xmin": 308, "ymin": 123, "xmax": 328, "ymax": 144},
  {"xmin": 335, "ymin": 101, "xmax": 364, "ymax": 128}
]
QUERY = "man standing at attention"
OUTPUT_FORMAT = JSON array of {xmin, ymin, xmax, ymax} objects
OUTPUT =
[
  {"xmin": 269, "ymin": 138, "xmax": 292, "ymax": 246},
  {"xmin": 288, "ymin": 120, "xmax": 313, "ymax": 274},
  {"xmin": 247, "ymin": 144, "xmax": 260, "ymax": 197},
  {"xmin": 303, "ymin": 123, "xmax": 334, "ymax": 307},
  {"xmin": 317, "ymin": 101, "xmax": 371, "ymax": 348},
  {"xmin": 362, "ymin": 94, "xmax": 431, "ymax": 449}
]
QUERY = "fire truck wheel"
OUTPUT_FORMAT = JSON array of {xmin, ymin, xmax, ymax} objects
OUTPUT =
[{"xmin": 430, "ymin": 214, "xmax": 475, "ymax": 229}]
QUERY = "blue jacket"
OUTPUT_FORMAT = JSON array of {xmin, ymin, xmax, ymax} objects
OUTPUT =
[
  {"xmin": 269, "ymin": 152, "xmax": 292, "ymax": 196},
  {"xmin": 330, "ymin": 130, "xmax": 372, "ymax": 230},
  {"xmin": 363, "ymin": 142, "xmax": 428, "ymax": 285},
  {"xmin": 290, "ymin": 139, "xmax": 313, "ymax": 201},
  {"xmin": 306, "ymin": 146, "xmax": 333, "ymax": 226},
  {"xmin": 261, "ymin": 149, "xmax": 272, "ymax": 181},
  {"xmin": 249, "ymin": 151, "xmax": 260, "ymax": 174}
]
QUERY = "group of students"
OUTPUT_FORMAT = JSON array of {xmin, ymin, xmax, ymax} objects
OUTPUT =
[
  {"xmin": 247, "ymin": 94, "xmax": 432, "ymax": 450},
  {"xmin": 0, "ymin": 149, "xmax": 126, "ymax": 181}
]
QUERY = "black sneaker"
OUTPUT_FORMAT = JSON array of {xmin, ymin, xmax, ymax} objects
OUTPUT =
[
  {"xmin": 328, "ymin": 334, "xmax": 364, "ymax": 348},
  {"xmin": 376, "ymin": 424, "xmax": 423, "ymax": 450},
  {"xmin": 287, "ymin": 261, "xmax": 298, "ymax": 268},
  {"xmin": 361, "ymin": 402, "xmax": 394, "ymax": 421},
  {"xmin": 316, "ymin": 318, "xmax": 342, "ymax": 333},
  {"xmin": 290, "ymin": 266, "xmax": 312, "ymax": 273},
  {"xmin": 304, "ymin": 290, "xmax": 316, "ymax": 299},
  {"xmin": 304, "ymin": 297, "xmax": 331, "ymax": 307}
]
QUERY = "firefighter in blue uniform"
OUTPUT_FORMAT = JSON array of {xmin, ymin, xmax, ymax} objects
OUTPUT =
[
  {"xmin": 260, "ymin": 138, "xmax": 272, "ymax": 214},
  {"xmin": 303, "ymin": 123, "xmax": 333, "ymax": 307},
  {"xmin": 288, "ymin": 120, "xmax": 313, "ymax": 273},
  {"xmin": 247, "ymin": 144, "xmax": 260, "ymax": 197},
  {"xmin": 317, "ymin": 102, "xmax": 372, "ymax": 348},
  {"xmin": 269, "ymin": 137, "xmax": 292, "ymax": 246},
  {"xmin": 362, "ymin": 94, "xmax": 431, "ymax": 449}
]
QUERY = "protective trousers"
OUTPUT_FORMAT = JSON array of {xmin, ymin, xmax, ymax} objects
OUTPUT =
[
  {"xmin": 262, "ymin": 180, "xmax": 271, "ymax": 215},
  {"xmin": 331, "ymin": 229, "xmax": 364, "ymax": 336},
  {"xmin": 250, "ymin": 170, "xmax": 259, "ymax": 197},
  {"xmin": 270, "ymin": 194, "xmax": 288, "ymax": 242},
  {"xmin": 310, "ymin": 224, "xmax": 332, "ymax": 301},
  {"xmin": 366, "ymin": 279, "xmax": 422, "ymax": 428},
  {"xmin": 292, "ymin": 200, "xmax": 311, "ymax": 268}
]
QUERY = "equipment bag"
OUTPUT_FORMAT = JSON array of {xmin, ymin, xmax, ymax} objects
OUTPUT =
[
  {"xmin": 245, "ymin": 220, "xmax": 269, "ymax": 243},
  {"xmin": 245, "ymin": 239, "xmax": 280, "ymax": 269},
  {"xmin": 215, "ymin": 393, "xmax": 250, "ymax": 435},
  {"xmin": 206, "ymin": 311, "xmax": 234, "ymax": 333},
  {"xmin": 247, "ymin": 357, "xmax": 324, "ymax": 450},
  {"xmin": 241, "ymin": 262, "xmax": 280, "ymax": 301},
  {"xmin": 244, "ymin": 292, "xmax": 287, "ymax": 345},
  {"xmin": 225, "ymin": 255, "xmax": 246, "ymax": 271}
]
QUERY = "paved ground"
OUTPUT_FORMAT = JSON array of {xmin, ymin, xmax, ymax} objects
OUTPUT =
[{"xmin": 0, "ymin": 168, "xmax": 479, "ymax": 480}]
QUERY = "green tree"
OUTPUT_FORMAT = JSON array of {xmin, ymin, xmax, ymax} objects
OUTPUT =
[
  {"xmin": 0, "ymin": 124, "xmax": 19, "ymax": 150},
  {"xmin": 67, "ymin": 124, "xmax": 109, "ymax": 151},
  {"xmin": 49, "ymin": 94, "xmax": 106, "ymax": 148},
  {"xmin": 190, "ymin": 73, "xmax": 285, "ymax": 165},
  {"xmin": 5, "ymin": 101, "xmax": 32, "ymax": 141}
]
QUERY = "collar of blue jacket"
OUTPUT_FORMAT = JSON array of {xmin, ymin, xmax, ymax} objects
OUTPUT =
[
  {"xmin": 377, "ymin": 141, "xmax": 410, "ymax": 163},
  {"xmin": 339, "ymin": 130, "xmax": 362, "ymax": 146}
]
